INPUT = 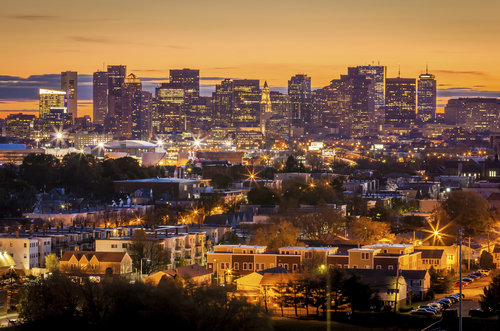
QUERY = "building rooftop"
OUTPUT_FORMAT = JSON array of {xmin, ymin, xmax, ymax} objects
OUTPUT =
[
  {"xmin": 104, "ymin": 140, "xmax": 157, "ymax": 149},
  {"xmin": 114, "ymin": 178, "xmax": 208, "ymax": 184}
]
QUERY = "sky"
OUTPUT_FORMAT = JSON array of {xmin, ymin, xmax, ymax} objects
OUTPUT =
[{"xmin": 1, "ymin": 0, "xmax": 500, "ymax": 119}]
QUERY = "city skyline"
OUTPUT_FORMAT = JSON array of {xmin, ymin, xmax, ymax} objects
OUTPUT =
[{"xmin": 2, "ymin": 0, "xmax": 500, "ymax": 118}]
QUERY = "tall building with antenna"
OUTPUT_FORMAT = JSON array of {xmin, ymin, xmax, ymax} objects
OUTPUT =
[{"xmin": 417, "ymin": 67, "xmax": 437, "ymax": 123}]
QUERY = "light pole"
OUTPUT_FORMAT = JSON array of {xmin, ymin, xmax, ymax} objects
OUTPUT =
[
  {"xmin": 458, "ymin": 228, "xmax": 464, "ymax": 331},
  {"xmin": 140, "ymin": 258, "xmax": 150, "ymax": 281}
]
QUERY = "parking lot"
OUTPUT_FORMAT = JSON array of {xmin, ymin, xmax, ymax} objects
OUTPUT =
[{"xmin": 437, "ymin": 274, "xmax": 491, "ymax": 315}]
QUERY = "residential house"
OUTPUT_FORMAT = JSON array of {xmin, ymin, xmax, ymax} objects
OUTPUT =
[{"xmin": 59, "ymin": 251, "xmax": 132, "ymax": 279}]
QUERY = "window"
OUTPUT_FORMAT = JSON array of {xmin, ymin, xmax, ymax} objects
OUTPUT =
[
  {"xmin": 249, "ymin": 250, "xmax": 254, "ymax": 254},
  {"xmin": 243, "ymin": 263, "xmax": 247, "ymax": 270},
  {"xmin": 388, "ymin": 265, "xmax": 394, "ymax": 270},
  {"xmin": 361, "ymin": 252, "xmax": 370, "ymax": 260},
  {"xmin": 225, "ymin": 263, "xmax": 229, "ymax": 269},
  {"xmin": 242, "ymin": 250, "xmax": 246, "ymax": 254},
  {"xmin": 220, "ymin": 263, "xmax": 225, "ymax": 269},
  {"xmin": 293, "ymin": 264, "xmax": 298, "ymax": 271},
  {"xmin": 261, "ymin": 263, "xmax": 265, "ymax": 270},
  {"xmin": 352, "ymin": 265, "xmax": 357, "ymax": 269},
  {"xmin": 122, "ymin": 243, "xmax": 128, "ymax": 249},
  {"xmin": 365, "ymin": 265, "xmax": 370, "ymax": 269},
  {"xmin": 248, "ymin": 263, "xmax": 253, "ymax": 270},
  {"xmin": 111, "ymin": 244, "xmax": 117, "ymax": 249},
  {"xmin": 344, "ymin": 264, "xmax": 349, "ymax": 268},
  {"xmin": 284, "ymin": 264, "xmax": 289, "ymax": 270},
  {"xmin": 294, "ymin": 251, "xmax": 298, "ymax": 255},
  {"xmin": 24, "ymin": 243, "xmax": 27, "ymax": 248},
  {"xmin": 234, "ymin": 262, "xmax": 239, "ymax": 270},
  {"xmin": 337, "ymin": 264, "xmax": 343, "ymax": 268},
  {"xmin": 489, "ymin": 170, "xmax": 497, "ymax": 177},
  {"xmin": 376, "ymin": 265, "xmax": 382, "ymax": 270},
  {"xmin": 24, "ymin": 254, "xmax": 27, "ymax": 259}
]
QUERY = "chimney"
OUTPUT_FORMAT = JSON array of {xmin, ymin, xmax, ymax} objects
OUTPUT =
[
  {"xmin": 165, "ymin": 229, "xmax": 169, "ymax": 236},
  {"xmin": 175, "ymin": 228, "xmax": 178, "ymax": 235}
]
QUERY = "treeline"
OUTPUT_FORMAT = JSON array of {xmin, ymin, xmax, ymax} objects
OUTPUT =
[
  {"xmin": 266, "ymin": 269, "xmax": 381, "ymax": 317},
  {"xmin": 18, "ymin": 273, "xmax": 271, "ymax": 331},
  {"xmin": 0, "ymin": 154, "xmax": 161, "ymax": 217}
]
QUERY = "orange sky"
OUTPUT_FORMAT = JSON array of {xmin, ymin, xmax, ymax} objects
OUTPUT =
[{"xmin": 1, "ymin": 0, "xmax": 500, "ymax": 119}]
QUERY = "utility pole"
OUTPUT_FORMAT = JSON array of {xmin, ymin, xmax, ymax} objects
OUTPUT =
[
  {"xmin": 458, "ymin": 228, "xmax": 464, "ymax": 331},
  {"xmin": 468, "ymin": 237, "xmax": 471, "ymax": 271}
]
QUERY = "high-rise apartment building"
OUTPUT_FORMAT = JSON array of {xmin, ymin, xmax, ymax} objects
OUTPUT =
[
  {"xmin": 417, "ymin": 71, "xmax": 437, "ymax": 123},
  {"xmin": 61, "ymin": 71, "xmax": 77, "ymax": 122},
  {"xmin": 93, "ymin": 71, "xmax": 108, "ymax": 126},
  {"xmin": 288, "ymin": 74, "xmax": 312, "ymax": 126},
  {"xmin": 385, "ymin": 78, "xmax": 417, "ymax": 127},
  {"xmin": 39, "ymin": 89, "xmax": 66, "ymax": 118}
]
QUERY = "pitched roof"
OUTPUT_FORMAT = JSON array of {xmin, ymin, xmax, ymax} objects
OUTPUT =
[
  {"xmin": 415, "ymin": 249, "xmax": 444, "ymax": 259},
  {"xmin": 163, "ymin": 264, "xmax": 213, "ymax": 279},
  {"xmin": 400, "ymin": 269, "xmax": 428, "ymax": 279},
  {"xmin": 60, "ymin": 251, "xmax": 128, "ymax": 263}
]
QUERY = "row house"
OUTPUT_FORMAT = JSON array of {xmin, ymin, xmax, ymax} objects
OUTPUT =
[
  {"xmin": 207, "ymin": 245, "xmax": 338, "ymax": 275},
  {"xmin": 327, "ymin": 244, "xmax": 421, "ymax": 271},
  {"xmin": 60, "ymin": 251, "xmax": 133, "ymax": 279}
]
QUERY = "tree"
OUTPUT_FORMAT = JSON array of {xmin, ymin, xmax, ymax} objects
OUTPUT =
[
  {"xmin": 428, "ymin": 266, "xmax": 454, "ymax": 294},
  {"xmin": 342, "ymin": 273, "xmax": 380, "ymax": 313},
  {"xmin": 253, "ymin": 221, "xmax": 301, "ymax": 251},
  {"xmin": 443, "ymin": 191, "xmax": 491, "ymax": 236},
  {"xmin": 220, "ymin": 231, "xmax": 244, "ymax": 245},
  {"xmin": 45, "ymin": 254, "xmax": 59, "ymax": 273},
  {"xmin": 211, "ymin": 173, "xmax": 233, "ymax": 189},
  {"xmin": 20, "ymin": 154, "xmax": 60, "ymax": 191},
  {"xmin": 480, "ymin": 250, "xmax": 496, "ymax": 270},
  {"xmin": 247, "ymin": 186, "xmax": 279, "ymax": 205},
  {"xmin": 18, "ymin": 273, "xmax": 272, "ymax": 330},
  {"xmin": 294, "ymin": 207, "xmax": 345, "ymax": 244},
  {"xmin": 480, "ymin": 274, "xmax": 500, "ymax": 316},
  {"xmin": 350, "ymin": 217, "xmax": 395, "ymax": 244},
  {"xmin": 128, "ymin": 230, "xmax": 169, "ymax": 274},
  {"xmin": 284, "ymin": 155, "xmax": 299, "ymax": 172}
]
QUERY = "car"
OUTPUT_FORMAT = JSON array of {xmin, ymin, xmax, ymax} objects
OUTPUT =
[
  {"xmin": 445, "ymin": 296, "xmax": 458, "ymax": 303},
  {"xmin": 436, "ymin": 300, "xmax": 450, "ymax": 309},
  {"xmin": 411, "ymin": 308, "xmax": 436, "ymax": 316},
  {"xmin": 418, "ymin": 305, "xmax": 439, "ymax": 313},
  {"xmin": 478, "ymin": 269, "xmax": 490, "ymax": 276},
  {"xmin": 467, "ymin": 274, "xmax": 479, "ymax": 280},
  {"xmin": 455, "ymin": 281, "xmax": 468, "ymax": 287},
  {"xmin": 428, "ymin": 303, "xmax": 443, "ymax": 311},
  {"xmin": 462, "ymin": 277, "xmax": 473, "ymax": 283},
  {"xmin": 472, "ymin": 271, "xmax": 483, "ymax": 277}
]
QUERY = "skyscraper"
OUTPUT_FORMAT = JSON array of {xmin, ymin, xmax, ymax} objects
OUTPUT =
[
  {"xmin": 131, "ymin": 91, "xmax": 153, "ymax": 140},
  {"xmin": 354, "ymin": 65, "xmax": 386, "ymax": 122},
  {"xmin": 169, "ymin": 69, "xmax": 200, "ymax": 99},
  {"xmin": 444, "ymin": 98, "xmax": 500, "ymax": 131},
  {"xmin": 417, "ymin": 70, "xmax": 437, "ymax": 123},
  {"xmin": 93, "ymin": 71, "xmax": 108, "ymax": 126},
  {"xmin": 39, "ymin": 89, "xmax": 66, "ymax": 118},
  {"xmin": 120, "ymin": 73, "xmax": 142, "ymax": 138},
  {"xmin": 385, "ymin": 77, "xmax": 416, "ymax": 127},
  {"xmin": 107, "ymin": 65, "xmax": 127, "ymax": 134},
  {"xmin": 288, "ymin": 74, "xmax": 311, "ymax": 126},
  {"xmin": 61, "ymin": 71, "xmax": 78, "ymax": 122},
  {"xmin": 212, "ymin": 79, "xmax": 261, "ymax": 128}
]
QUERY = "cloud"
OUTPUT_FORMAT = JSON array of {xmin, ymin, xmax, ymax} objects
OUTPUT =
[
  {"xmin": 7, "ymin": 15, "xmax": 59, "ymax": 21},
  {"xmin": 437, "ymin": 87, "xmax": 500, "ymax": 99},
  {"xmin": 68, "ymin": 36, "xmax": 116, "ymax": 44},
  {"xmin": 433, "ymin": 70, "xmax": 487, "ymax": 77}
]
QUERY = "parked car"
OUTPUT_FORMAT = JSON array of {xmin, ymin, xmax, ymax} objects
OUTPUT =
[
  {"xmin": 469, "ymin": 308, "xmax": 493, "ymax": 317},
  {"xmin": 418, "ymin": 305, "xmax": 439, "ymax": 313},
  {"xmin": 411, "ymin": 308, "xmax": 436, "ymax": 316},
  {"xmin": 455, "ymin": 281, "xmax": 468, "ymax": 287},
  {"xmin": 436, "ymin": 300, "xmax": 450, "ymax": 309},
  {"xmin": 467, "ymin": 274, "xmax": 479, "ymax": 280},
  {"xmin": 478, "ymin": 269, "xmax": 491, "ymax": 276},
  {"xmin": 428, "ymin": 303, "xmax": 443, "ymax": 311},
  {"xmin": 445, "ymin": 296, "xmax": 458, "ymax": 303}
]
